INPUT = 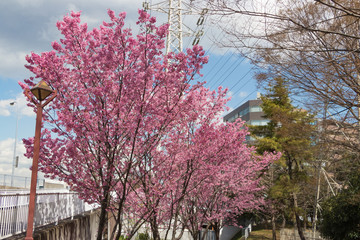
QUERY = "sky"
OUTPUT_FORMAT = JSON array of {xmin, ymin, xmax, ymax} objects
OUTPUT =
[{"xmin": 0, "ymin": 0, "xmax": 258, "ymax": 185}]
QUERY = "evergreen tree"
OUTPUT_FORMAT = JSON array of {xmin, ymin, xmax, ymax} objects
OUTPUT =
[{"xmin": 250, "ymin": 77, "xmax": 316, "ymax": 240}]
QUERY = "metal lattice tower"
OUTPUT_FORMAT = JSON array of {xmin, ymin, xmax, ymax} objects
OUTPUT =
[{"xmin": 143, "ymin": 0, "xmax": 207, "ymax": 54}]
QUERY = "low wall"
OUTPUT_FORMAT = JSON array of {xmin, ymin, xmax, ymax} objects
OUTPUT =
[
  {"xmin": 280, "ymin": 228, "xmax": 325, "ymax": 240},
  {"xmin": 33, "ymin": 215, "xmax": 91, "ymax": 240},
  {"xmin": 6, "ymin": 209, "xmax": 100, "ymax": 240},
  {"xmin": 0, "ymin": 191, "xmax": 90, "ymax": 238},
  {"xmin": 220, "ymin": 226, "xmax": 242, "ymax": 240}
]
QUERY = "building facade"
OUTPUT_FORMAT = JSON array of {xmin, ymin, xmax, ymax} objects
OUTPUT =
[{"xmin": 223, "ymin": 98, "xmax": 268, "ymax": 126}]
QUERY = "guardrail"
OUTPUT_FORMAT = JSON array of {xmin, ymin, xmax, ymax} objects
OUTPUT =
[
  {"xmin": 0, "ymin": 191, "xmax": 89, "ymax": 238},
  {"xmin": 0, "ymin": 174, "xmax": 45, "ymax": 189}
]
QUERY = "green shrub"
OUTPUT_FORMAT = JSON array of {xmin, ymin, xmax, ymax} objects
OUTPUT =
[
  {"xmin": 136, "ymin": 232, "xmax": 150, "ymax": 240},
  {"xmin": 119, "ymin": 236, "xmax": 128, "ymax": 240},
  {"xmin": 319, "ymin": 172, "xmax": 360, "ymax": 240}
]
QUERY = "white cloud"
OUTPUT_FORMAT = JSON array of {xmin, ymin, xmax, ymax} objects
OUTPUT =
[
  {"xmin": 0, "ymin": 94, "xmax": 35, "ymax": 117},
  {"xmin": 0, "ymin": 100, "xmax": 12, "ymax": 116},
  {"xmin": 0, "ymin": 137, "xmax": 49, "ymax": 188},
  {"xmin": 0, "ymin": 0, "xmax": 231, "ymax": 82},
  {"xmin": 239, "ymin": 91, "xmax": 248, "ymax": 98},
  {"xmin": 0, "ymin": 43, "xmax": 28, "ymax": 80},
  {"xmin": 67, "ymin": 3, "xmax": 79, "ymax": 12},
  {"xmin": 17, "ymin": 94, "xmax": 36, "ymax": 117},
  {"xmin": 15, "ymin": 0, "xmax": 45, "ymax": 8},
  {"xmin": 226, "ymin": 91, "xmax": 234, "ymax": 99},
  {"xmin": 0, "ymin": 0, "xmax": 145, "ymax": 81},
  {"xmin": 0, "ymin": 138, "xmax": 14, "ymax": 166},
  {"xmin": 0, "ymin": 138, "xmax": 30, "ymax": 176}
]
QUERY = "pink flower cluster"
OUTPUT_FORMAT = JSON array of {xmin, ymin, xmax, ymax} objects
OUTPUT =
[{"xmin": 21, "ymin": 9, "xmax": 280, "ymax": 239}]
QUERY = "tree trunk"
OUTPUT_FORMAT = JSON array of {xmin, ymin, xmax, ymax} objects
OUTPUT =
[
  {"xmin": 293, "ymin": 193, "xmax": 306, "ymax": 240},
  {"xmin": 171, "ymin": 212, "xmax": 179, "ymax": 240},
  {"xmin": 110, "ymin": 211, "xmax": 118, "ymax": 240},
  {"xmin": 150, "ymin": 216, "xmax": 160, "ymax": 240},
  {"xmin": 270, "ymin": 167, "xmax": 277, "ymax": 240},
  {"xmin": 113, "ymin": 224, "xmax": 121, "ymax": 240},
  {"xmin": 281, "ymin": 212, "xmax": 286, "ymax": 229},
  {"xmin": 271, "ymin": 208, "xmax": 277, "ymax": 240},
  {"xmin": 97, "ymin": 201, "xmax": 109, "ymax": 240},
  {"xmin": 214, "ymin": 222, "xmax": 220, "ymax": 240},
  {"xmin": 201, "ymin": 227, "xmax": 209, "ymax": 240},
  {"xmin": 113, "ymin": 210, "xmax": 122, "ymax": 240},
  {"xmin": 187, "ymin": 218, "xmax": 199, "ymax": 240},
  {"xmin": 189, "ymin": 230, "xmax": 199, "ymax": 240}
]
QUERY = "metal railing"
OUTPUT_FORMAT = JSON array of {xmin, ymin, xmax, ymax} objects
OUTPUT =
[
  {"xmin": 0, "ymin": 174, "xmax": 45, "ymax": 189},
  {"xmin": 0, "ymin": 191, "xmax": 88, "ymax": 238}
]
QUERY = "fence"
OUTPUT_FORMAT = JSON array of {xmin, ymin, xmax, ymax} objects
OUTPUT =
[
  {"xmin": 0, "ymin": 191, "xmax": 87, "ymax": 239},
  {"xmin": 0, "ymin": 174, "xmax": 45, "ymax": 189},
  {"xmin": 199, "ymin": 230, "xmax": 216, "ymax": 240}
]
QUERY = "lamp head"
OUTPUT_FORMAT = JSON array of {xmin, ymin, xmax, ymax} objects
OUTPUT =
[{"xmin": 30, "ymin": 81, "xmax": 54, "ymax": 101}]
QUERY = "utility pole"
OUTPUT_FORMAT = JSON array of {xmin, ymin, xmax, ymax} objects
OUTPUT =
[
  {"xmin": 312, "ymin": 100, "xmax": 327, "ymax": 239},
  {"xmin": 143, "ymin": 0, "xmax": 207, "ymax": 54},
  {"xmin": 312, "ymin": 160, "xmax": 322, "ymax": 239},
  {"xmin": 10, "ymin": 101, "xmax": 19, "ymax": 187}
]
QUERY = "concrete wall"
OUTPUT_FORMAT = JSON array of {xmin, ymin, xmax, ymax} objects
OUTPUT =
[
  {"xmin": 280, "ymin": 228, "xmax": 325, "ymax": 240},
  {"xmin": 7, "ymin": 210, "xmax": 100, "ymax": 240},
  {"xmin": 43, "ymin": 182, "xmax": 67, "ymax": 189},
  {"xmin": 33, "ymin": 216, "xmax": 91, "ymax": 240},
  {"xmin": 159, "ymin": 228, "xmax": 192, "ymax": 240},
  {"xmin": 90, "ymin": 210, "xmax": 100, "ymax": 240},
  {"xmin": 133, "ymin": 224, "xmax": 242, "ymax": 240},
  {"xmin": 220, "ymin": 226, "xmax": 241, "ymax": 240}
]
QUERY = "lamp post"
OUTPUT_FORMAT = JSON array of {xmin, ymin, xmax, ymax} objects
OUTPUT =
[
  {"xmin": 24, "ymin": 80, "xmax": 57, "ymax": 240},
  {"xmin": 10, "ymin": 101, "xmax": 18, "ymax": 187}
]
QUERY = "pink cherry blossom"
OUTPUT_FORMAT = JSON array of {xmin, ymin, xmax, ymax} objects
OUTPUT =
[{"xmin": 21, "ymin": 9, "xmax": 280, "ymax": 240}]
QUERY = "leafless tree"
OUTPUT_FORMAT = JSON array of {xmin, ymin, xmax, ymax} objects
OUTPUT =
[
  {"xmin": 186, "ymin": 0, "xmax": 360, "ymax": 239},
  {"xmin": 192, "ymin": 0, "xmax": 360, "ymax": 153}
]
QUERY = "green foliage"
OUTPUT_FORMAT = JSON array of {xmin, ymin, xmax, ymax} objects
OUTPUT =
[
  {"xmin": 249, "ymin": 77, "xmax": 317, "ymax": 232},
  {"xmin": 252, "ymin": 76, "xmax": 316, "ymax": 180},
  {"xmin": 136, "ymin": 232, "xmax": 150, "ymax": 240},
  {"xmin": 251, "ymin": 77, "xmax": 316, "ymax": 164},
  {"xmin": 119, "ymin": 236, "xmax": 128, "ymax": 240},
  {"xmin": 319, "ymin": 172, "xmax": 360, "ymax": 240}
]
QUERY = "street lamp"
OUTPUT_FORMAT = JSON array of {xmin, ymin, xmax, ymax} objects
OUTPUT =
[
  {"xmin": 9, "ymin": 101, "xmax": 18, "ymax": 187},
  {"xmin": 24, "ymin": 80, "xmax": 57, "ymax": 240}
]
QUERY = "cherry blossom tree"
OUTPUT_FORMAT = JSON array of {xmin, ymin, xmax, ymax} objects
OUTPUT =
[
  {"xmin": 21, "ymin": 9, "xmax": 209, "ymax": 239},
  {"xmin": 21, "ymin": 8, "xmax": 279, "ymax": 240},
  {"xmin": 177, "ymin": 121, "xmax": 279, "ymax": 240},
  {"xmin": 130, "ymin": 116, "xmax": 279, "ymax": 240}
]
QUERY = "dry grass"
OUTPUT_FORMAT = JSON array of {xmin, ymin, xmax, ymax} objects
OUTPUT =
[{"xmin": 241, "ymin": 229, "xmax": 280, "ymax": 240}]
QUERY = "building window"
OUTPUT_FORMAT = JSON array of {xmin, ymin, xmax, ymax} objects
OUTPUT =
[
  {"xmin": 249, "ymin": 120, "xmax": 270, "ymax": 126},
  {"xmin": 240, "ymin": 108, "xmax": 249, "ymax": 117},
  {"xmin": 250, "ymin": 106, "xmax": 262, "ymax": 112},
  {"xmin": 245, "ymin": 135, "xmax": 256, "ymax": 141},
  {"xmin": 229, "ymin": 116, "xmax": 236, "ymax": 122}
]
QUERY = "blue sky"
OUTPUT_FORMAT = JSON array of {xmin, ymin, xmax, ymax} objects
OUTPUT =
[{"xmin": 0, "ymin": 0, "xmax": 258, "ymax": 182}]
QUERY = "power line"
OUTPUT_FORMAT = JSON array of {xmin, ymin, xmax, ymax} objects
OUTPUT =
[
  {"xmin": 211, "ymin": 57, "xmax": 245, "ymax": 89},
  {"xmin": 204, "ymin": 28, "xmax": 227, "ymax": 56},
  {"xmin": 143, "ymin": 0, "xmax": 258, "ymax": 109},
  {"xmin": 235, "ymin": 88, "xmax": 258, "ymax": 107},
  {"xmin": 206, "ymin": 52, "xmax": 236, "ymax": 87},
  {"xmin": 228, "ymin": 67, "xmax": 255, "ymax": 93},
  {"xmin": 326, "ymin": 106, "xmax": 352, "ymax": 118}
]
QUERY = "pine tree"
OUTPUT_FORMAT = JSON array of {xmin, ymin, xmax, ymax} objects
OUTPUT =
[{"xmin": 250, "ymin": 77, "xmax": 316, "ymax": 240}]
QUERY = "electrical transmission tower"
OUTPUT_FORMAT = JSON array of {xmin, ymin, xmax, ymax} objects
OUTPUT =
[{"xmin": 143, "ymin": 0, "xmax": 208, "ymax": 54}]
